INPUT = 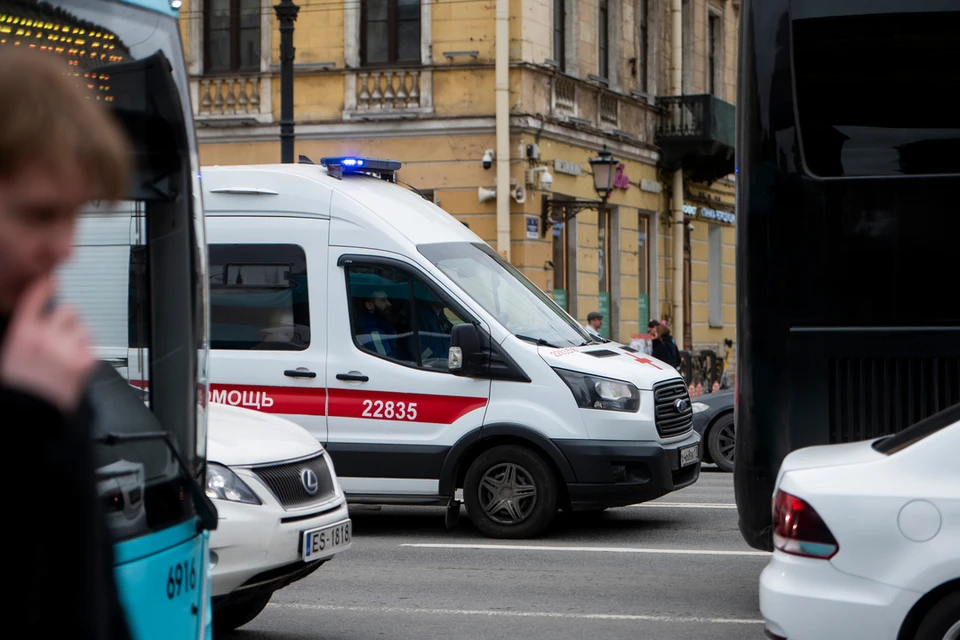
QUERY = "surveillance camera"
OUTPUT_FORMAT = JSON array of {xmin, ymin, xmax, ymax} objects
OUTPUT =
[
  {"xmin": 482, "ymin": 149, "xmax": 494, "ymax": 170},
  {"xmin": 540, "ymin": 169, "xmax": 553, "ymax": 191},
  {"xmin": 687, "ymin": 223, "xmax": 695, "ymax": 231}
]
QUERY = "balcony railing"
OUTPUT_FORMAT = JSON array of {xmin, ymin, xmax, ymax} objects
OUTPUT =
[
  {"xmin": 655, "ymin": 94, "xmax": 736, "ymax": 182},
  {"xmin": 344, "ymin": 68, "xmax": 433, "ymax": 119},
  {"xmin": 193, "ymin": 74, "xmax": 272, "ymax": 124}
]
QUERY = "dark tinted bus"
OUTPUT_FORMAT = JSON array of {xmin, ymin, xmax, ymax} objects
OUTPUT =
[{"xmin": 734, "ymin": 0, "xmax": 960, "ymax": 550}]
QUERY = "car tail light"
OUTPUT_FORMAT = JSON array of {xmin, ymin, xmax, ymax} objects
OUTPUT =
[{"xmin": 772, "ymin": 489, "xmax": 839, "ymax": 559}]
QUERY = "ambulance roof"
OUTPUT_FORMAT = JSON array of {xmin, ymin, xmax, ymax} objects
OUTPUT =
[{"xmin": 199, "ymin": 161, "xmax": 483, "ymax": 248}]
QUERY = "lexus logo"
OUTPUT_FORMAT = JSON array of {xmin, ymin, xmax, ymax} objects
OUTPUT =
[
  {"xmin": 674, "ymin": 398, "xmax": 690, "ymax": 413},
  {"xmin": 301, "ymin": 468, "xmax": 319, "ymax": 496}
]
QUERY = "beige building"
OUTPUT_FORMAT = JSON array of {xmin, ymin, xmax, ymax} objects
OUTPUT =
[{"xmin": 179, "ymin": 0, "xmax": 738, "ymax": 381}]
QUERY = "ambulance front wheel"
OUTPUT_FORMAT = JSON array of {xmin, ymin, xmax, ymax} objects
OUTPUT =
[{"xmin": 463, "ymin": 445, "xmax": 559, "ymax": 539}]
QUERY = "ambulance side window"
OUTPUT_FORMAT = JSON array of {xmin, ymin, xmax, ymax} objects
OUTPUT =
[
  {"xmin": 208, "ymin": 244, "xmax": 311, "ymax": 351},
  {"xmin": 346, "ymin": 263, "xmax": 469, "ymax": 370}
]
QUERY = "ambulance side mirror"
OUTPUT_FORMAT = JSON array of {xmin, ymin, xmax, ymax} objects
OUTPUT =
[{"xmin": 448, "ymin": 323, "xmax": 485, "ymax": 377}]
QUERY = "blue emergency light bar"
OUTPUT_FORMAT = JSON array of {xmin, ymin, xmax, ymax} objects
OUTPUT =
[{"xmin": 319, "ymin": 156, "xmax": 402, "ymax": 181}]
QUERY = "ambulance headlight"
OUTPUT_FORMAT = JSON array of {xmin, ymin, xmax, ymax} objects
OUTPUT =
[{"xmin": 553, "ymin": 369, "xmax": 640, "ymax": 412}]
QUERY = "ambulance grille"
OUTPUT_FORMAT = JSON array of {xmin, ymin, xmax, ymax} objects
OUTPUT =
[
  {"xmin": 653, "ymin": 379, "xmax": 694, "ymax": 438},
  {"xmin": 251, "ymin": 454, "xmax": 337, "ymax": 508}
]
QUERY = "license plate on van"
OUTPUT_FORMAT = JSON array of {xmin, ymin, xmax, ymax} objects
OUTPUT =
[
  {"xmin": 679, "ymin": 444, "xmax": 699, "ymax": 467},
  {"xmin": 302, "ymin": 520, "xmax": 351, "ymax": 561}
]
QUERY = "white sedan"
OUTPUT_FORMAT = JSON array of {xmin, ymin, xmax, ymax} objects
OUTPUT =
[
  {"xmin": 205, "ymin": 403, "xmax": 352, "ymax": 632},
  {"xmin": 760, "ymin": 403, "xmax": 960, "ymax": 640}
]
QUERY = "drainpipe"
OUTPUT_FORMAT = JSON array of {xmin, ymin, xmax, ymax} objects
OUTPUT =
[
  {"xmin": 495, "ymin": 0, "xmax": 511, "ymax": 260},
  {"xmin": 670, "ymin": 0, "xmax": 685, "ymax": 348}
]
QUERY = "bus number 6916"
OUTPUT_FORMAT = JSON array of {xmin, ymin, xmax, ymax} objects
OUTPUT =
[{"xmin": 167, "ymin": 558, "xmax": 198, "ymax": 599}]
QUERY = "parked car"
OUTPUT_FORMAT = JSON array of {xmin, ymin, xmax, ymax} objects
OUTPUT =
[
  {"xmin": 206, "ymin": 403, "xmax": 352, "ymax": 632},
  {"xmin": 759, "ymin": 403, "xmax": 960, "ymax": 640},
  {"xmin": 691, "ymin": 389, "xmax": 735, "ymax": 471}
]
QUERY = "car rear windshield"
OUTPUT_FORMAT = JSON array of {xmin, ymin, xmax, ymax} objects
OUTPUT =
[{"xmin": 872, "ymin": 402, "xmax": 960, "ymax": 455}]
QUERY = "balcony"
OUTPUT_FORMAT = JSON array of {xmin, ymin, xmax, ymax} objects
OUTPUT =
[
  {"xmin": 344, "ymin": 68, "xmax": 434, "ymax": 120},
  {"xmin": 192, "ymin": 74, "xmax": 272, "ymax": 126},
  {"xmin": 655, "ymin": 94, "xmax": 736, "ymax": 183},
  {"xmin": 547, "ymin": 71, "xmax": 657, "ymax": 143}
]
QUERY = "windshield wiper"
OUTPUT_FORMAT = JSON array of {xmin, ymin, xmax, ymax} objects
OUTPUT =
[{"xmin": 515, "ymin": 334, "xmax": 559, "ymax": 348}]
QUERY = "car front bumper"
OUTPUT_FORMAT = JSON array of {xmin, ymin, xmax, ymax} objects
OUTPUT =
[
  {"xmin": 209, "ymin": 488, "xmax": 351, "ymax": 598},
  {"xmin": 759, "ymin": 551, "xmax": 918, "ymax": 640},
  {"xmin": 553, "ymin": 430, "xmax": 701, "ymax": 510}
]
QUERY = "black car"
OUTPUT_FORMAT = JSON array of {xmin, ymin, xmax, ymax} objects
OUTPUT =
[{"xmin": 691, "ymin": 389, "xmax": 735, "ymax": 472}]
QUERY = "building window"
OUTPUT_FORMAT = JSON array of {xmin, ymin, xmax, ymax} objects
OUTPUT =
[
  {"xmin": 204, "ymin": 0, "xmax": 261, "ymax": 73},
  {"xmin": 638, "ymin": 214, "xmax": 650, "ymax": 325},
  {"xmin": 637, "ymin": 0, "xmax": 649, "ymax": 92},
  {"xmin": 708, "ymin": 11, "xmax": 722, "ymax": 96},
  {"xmin": 361, "ymin": 0, "xmax": 422, "ymax": 66},
  {"xmin": 682, "ymin": 0, "xmax": 693, "ymax": 93},
  {"xmin": 208, "ymin": 244, "xmax": 311, "ymax": 351},
  {"xmin": 553, "ymin": 0, "xmax": 566, "ymax": 71},
  {"xmin": 598, "ymin": 0, "xmax": 609, "ymax": 79},
  {"xmin": 708, "ymin": 224, "xmax": 723, "ymax": 328}
]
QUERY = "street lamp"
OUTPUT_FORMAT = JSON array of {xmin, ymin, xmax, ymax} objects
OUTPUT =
[
  {"xmin": 540, "ymin": 145, "xmax": 620, "ymax": 236},
  {"xmin": 589, "ymin": 145, "xmax": 619, "ymax": 202},
  {"xmin": 275, "ymin": 0, "xmax": 299, "ymax": 163}
]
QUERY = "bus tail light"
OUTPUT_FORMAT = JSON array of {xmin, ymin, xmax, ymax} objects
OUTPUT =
[{"xmin": 772, "ymin": 489, "xmax": 839, "ymax": 559}]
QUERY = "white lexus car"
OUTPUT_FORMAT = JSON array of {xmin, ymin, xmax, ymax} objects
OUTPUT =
[
  {"xmin": 760, "ymin": 403, "xmax": 960, "ymax": 640},
  {"xmin": 205, "ymin": 403, "xmax": 352, "ymax": 632}
]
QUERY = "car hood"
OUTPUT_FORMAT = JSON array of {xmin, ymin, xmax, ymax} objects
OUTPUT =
[
  {"xmin": 538, "ymin": 343, "xmax": 682, "ymax": 390},
  {"xmin": 776, "ymin": 439, "xmax": 884, "ymax": 488},
  {"xmin": 206, "ymin": 402, "xmax": 323, "ymax": 467}
]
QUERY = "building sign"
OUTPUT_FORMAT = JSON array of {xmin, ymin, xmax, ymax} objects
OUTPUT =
[
  {"xmin": 554, "ymin": 159, "xmax": 582, "ymax": 176},
  {"xmin": 553, "ymin": 222, "xmax": 563, "ymax": 237},
  {"xmin": 638, "ymin": 293, "xmax": 649, "ymax": 329},
  {"xmin": 614, "ymin": 164, "xmax": 630, "ymax": 190},
  {"xmin": 552, "ymin": 289, "xmax": 568, "ymax": 311},
  {"xmin": 683, "ymin": 203, "xmax": 698, "ymax": 217},
  {"xmin": 640, "ymin": 179, "xmax": 662, "ymax": 194},
  {"xmin": 598, "ymin": 292, "xmax": 611, "ymax": 339},
  {"xmin": 700, "ymin": 207, "xmax": 736, "ymax": 224},
  {"xmin": 526, "ymin": 216, "xmax": 539, "ymax": 239}
]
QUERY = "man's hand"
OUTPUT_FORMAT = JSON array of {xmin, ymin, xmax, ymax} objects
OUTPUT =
[{"xmin": 0, "ymin": 277, "xmax": 95, "ymax": 413}]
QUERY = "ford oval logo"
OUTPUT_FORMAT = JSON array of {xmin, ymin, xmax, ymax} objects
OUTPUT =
[
  {"xmin": 674, "ymin": 398, "xmax": 690, "ymax": 413},
  {"xmin": 301, "ymin": 468, "xmax": 319, "ymax": 496}
]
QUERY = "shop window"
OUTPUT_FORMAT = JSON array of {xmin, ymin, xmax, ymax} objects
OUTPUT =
[{"xmin": 708, "ymin": 224, "xmax": 723, "ymax": 327}]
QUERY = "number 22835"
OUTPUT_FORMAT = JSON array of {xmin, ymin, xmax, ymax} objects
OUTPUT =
[
  {"xmin": 361, "ymin": 399, "xmax": 418, "ymax": 421},
  {"xmin": 167, "ymin": 559, "xmax": 198, "ymax": 599}
]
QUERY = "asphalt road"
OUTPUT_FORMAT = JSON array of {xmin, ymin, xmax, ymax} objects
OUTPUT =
[{"xmin": 222, "ymin": 467, "xmax": 769, "ymax": 640}]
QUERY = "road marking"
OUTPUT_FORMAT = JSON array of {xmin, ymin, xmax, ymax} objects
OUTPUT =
[
  {"xmin": 400, "ymin": 543, "xmax": 769, "ymax": 557},
  {"xmin": 268, "ymin": 603, "xmax": 763, "ymax": 625},
  {"xmin": 628, "ymin": 502, "xmax": 738, "ymax": 509}
]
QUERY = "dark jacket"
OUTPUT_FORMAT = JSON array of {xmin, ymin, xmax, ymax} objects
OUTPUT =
[
  {"xmin": 2, "ymin": 315, "xmax": 133, "ymax": 640},
  {"xmin": 652, "ymin": 334, "xmax": 681, "ymax": 369}
]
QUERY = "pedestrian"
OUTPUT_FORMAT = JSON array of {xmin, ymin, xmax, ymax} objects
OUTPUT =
[
  {"xmin": 585, "ymin": 311, "xmax": 603, "ymax": 338},
  {"xmin": 0, "ymin": 47, "xmax": 134, "ymax": 639},
  {"xmin": 651, "ymin": 322, "xmax": 681, "ymax": 369}
]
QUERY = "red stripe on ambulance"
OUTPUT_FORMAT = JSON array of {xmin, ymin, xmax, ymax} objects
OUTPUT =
[
  {"xmin": 328, "ymin": 388, "xmax": 487, "ymax": 424},
  {"xmin": 208, "ymin": 384, "xmax": 327, "ymax": 416}
]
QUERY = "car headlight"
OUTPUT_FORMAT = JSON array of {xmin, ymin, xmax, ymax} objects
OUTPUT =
[
  {"xmin": 205, "ymin": 463, "xmax": 261, "ymax": 504},
  {"xmin": 554, "ymin": 369, "xmax": 640, "ymax": 412},
  {"xmin": 692, "ymin": 402, "xmax": 709, "ymax": 414}
]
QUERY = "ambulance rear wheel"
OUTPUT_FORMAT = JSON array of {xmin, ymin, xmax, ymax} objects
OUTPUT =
[{"xmin": 463, "ymin": 445, "xmax": 559, "ymax": 539}]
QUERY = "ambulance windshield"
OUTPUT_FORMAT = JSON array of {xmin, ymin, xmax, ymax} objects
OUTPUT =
[{"xmin": 419, "ymin": 242, "xmax": 595, "ymax": 348}]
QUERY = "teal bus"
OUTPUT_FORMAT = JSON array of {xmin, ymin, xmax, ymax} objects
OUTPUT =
[{"xmin": 1, "ymin": 0, "xmax": 218, "ymax": 637}]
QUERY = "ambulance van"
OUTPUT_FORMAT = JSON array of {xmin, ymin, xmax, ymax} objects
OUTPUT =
[{"xmin": 201, "ymin": 156, "xmax": 701, "ymax": 539}]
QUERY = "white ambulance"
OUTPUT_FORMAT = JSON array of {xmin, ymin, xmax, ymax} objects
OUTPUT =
[{"xmin": 199, "ymin": 156, "xmax": 701, "ymax": 539}]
